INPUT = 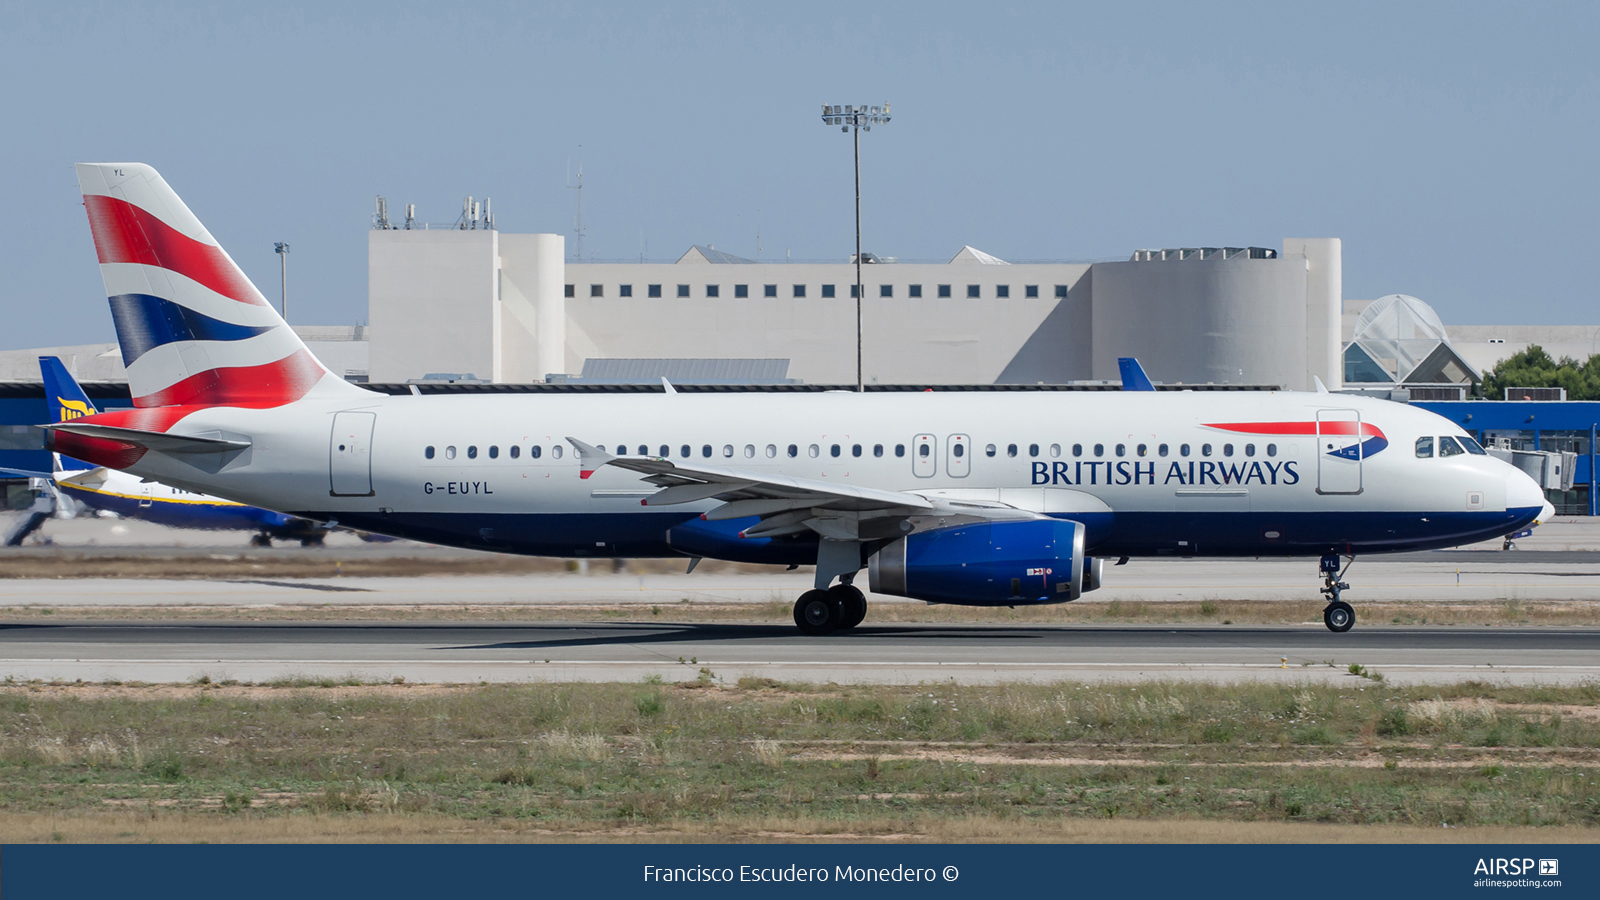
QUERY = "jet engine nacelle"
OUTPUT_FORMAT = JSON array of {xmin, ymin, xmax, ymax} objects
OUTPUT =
[{"xmin": 868, "ymin": 518, "xmax": 1100, "ymax": 606}]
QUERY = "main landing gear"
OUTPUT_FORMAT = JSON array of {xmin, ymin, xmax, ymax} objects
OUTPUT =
[
  {"xmin": 1319, "ymin": 553, "xmax": 1355, "ymax": 633},
  {"xmin": 793, "ymin": 581, "xmax": 867, "ymax": 636}
]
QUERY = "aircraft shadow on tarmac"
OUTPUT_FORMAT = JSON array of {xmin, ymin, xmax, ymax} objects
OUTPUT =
[{"xmin": 439, "ymin": 623, "xmax": 1060, "ymax": 652}]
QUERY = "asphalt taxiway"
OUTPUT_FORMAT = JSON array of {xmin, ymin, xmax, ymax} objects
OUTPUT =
[{"xmin": 1, "ymin": 620, "xmax": 1596, "ymax": 685}]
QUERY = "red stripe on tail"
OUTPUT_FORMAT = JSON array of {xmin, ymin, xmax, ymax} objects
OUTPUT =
[
  {"xmin": 132, "ymin": 348, "xmax": 326, "ymax": 409},
  {"xmin": 83, "ymin": 195, "xmax": 266, "ymax": 307}
]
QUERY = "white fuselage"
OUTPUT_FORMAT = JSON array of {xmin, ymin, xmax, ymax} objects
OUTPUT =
[{"xmin": 105, "ymin": 388, "xmax": 1548, "ymax": 562}]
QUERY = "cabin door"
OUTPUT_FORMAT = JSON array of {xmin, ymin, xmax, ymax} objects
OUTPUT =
[
  {"xmin": 330, "ymin": 411, "xmax": 376, "ymax": 497},
  {"xmin": 1316, "ymin": 408, "xmax": 1364, "ymax": 495}
]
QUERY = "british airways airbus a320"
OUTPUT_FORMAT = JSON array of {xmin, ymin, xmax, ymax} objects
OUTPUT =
[{"xmin": 46, "ymin": 163, "xmax": 1553, "ymax": 634}]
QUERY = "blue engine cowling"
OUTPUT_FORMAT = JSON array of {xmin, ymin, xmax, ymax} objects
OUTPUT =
[{"xmin": 868, "ymin": 518, "xmax": 1101, "ymax": 606}]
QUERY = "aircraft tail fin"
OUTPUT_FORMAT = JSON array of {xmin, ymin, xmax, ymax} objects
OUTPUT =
[
  {"xmin": 39, "ymin": 356, "xmax": 97, "ymax": 471},
  {"xmin": 73, "ymin": 163, "xmax": 368, "ymax": 409},
  {"xmin": 1118, "ymin": 357, "xmax": 1156, "ymax": 392}
]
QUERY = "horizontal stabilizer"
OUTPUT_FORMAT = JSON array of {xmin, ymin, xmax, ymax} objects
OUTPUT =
[
  {"xmin": 0, "ymin": 466, "xmax": 52, "ymax": 479},
  {"xmin": 45, "ymin": 422, "xmax": 250, "ymax": 455}
]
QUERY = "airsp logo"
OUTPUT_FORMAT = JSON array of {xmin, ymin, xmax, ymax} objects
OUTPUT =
[{"xmin": 1473, "ymin": 858, "xmax": 1552, "ymax": 876}]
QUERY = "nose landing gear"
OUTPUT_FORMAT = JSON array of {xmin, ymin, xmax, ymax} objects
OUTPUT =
[{"xmin": 1319, "ymin": 553, "xmax": 1355, "ymax": 633}]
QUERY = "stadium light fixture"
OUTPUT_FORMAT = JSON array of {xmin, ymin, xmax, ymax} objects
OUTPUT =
[{"xmin": 820, "ymin": 101, "xmax": 891, "ymax": 392}]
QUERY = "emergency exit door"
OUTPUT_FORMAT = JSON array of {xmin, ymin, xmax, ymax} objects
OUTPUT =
[
  {"xmin": 330, "ymin": 411, "xmax": 376, "ymax": 497},
  {"xmin": 912, "ymin": 434, "xmax": 937, "ymax": 478}
]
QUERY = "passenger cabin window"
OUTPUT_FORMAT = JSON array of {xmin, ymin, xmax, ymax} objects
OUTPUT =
[
  {"xmin": 766, "ymin": 445, "xmax": 777, "ymax": 458},
  {"xmin": 1029, "ymin": 444, "xmax": 1040, "ymax": 457},
  {"xmin": 1244, "ymin": 443, "xmax": 1255, "ymax": 457},
  {"xmin": 467, "ymin": 446, "xmax": 478, "ymax": 459},
  {"xmin": 830, "ymin": 444, "xmax": 841, "ymax": 457},
  {"xmin": 680, "ymin": 445, "xmax": 691, "ymax": 458},
  {"xmin": 551, "ymin": 445, "xmax": 563, "ymax": 459},
  {"xmin": 1180, "ymin": 444, "xmax": 1191, "ymax": 457},
  {"xmin": 919, "ymin": 444, "xmax": 930, "ymax": 458},
  {"xmin": 446, "ymin": 446, "xmax": 456, "ymax": 459},
  {"xmin": 488, "ymin": 445, "xmax": 499, "ymax": 459},
  {"xmin": 702, "ymin": 445, "xmax": 713, "ymax": 457},
  {"xmin": 787, "ymin": 444, "xmax": 798, "ymax": 457},
  {"xmin": 1158, "ymin": 444, "xmax": 1168, "ymax": 457},
  {"xmin": 1416, "ymin": 437, "xmax": 1434, "ymax": 458},
  {"xmin": 954, "ymin": 443, "xmax": 965, "ymax": 458},
  {"xmin": 1093, "ymin": 443, "xmax": 1104, "ymax": 456},
  {"xmin": 808, "ymin": 445, "xmax": 820, "ymax": 458},
  {"xmin": 895, "ymin": 444, "xmax": 906, "ymax": 457},
  {"xmin": 874, "ymin": 444, "xmax": 884, "ymax": 457},
  {"xmin": 1072, "ymin": 444, "xmax": 1083, "ymax": 457},
  {"xmin": 1222, "ymin": 444, "xmax": 1234, "ymax": 457},
  {"xmin": 1007, "ymin": 444, "xmax": 1018, "ymax": 457},
  {"xmin": 984, "ymin": 444, "xmax": 996, "ymax": 457},
  {"xmin": 1438, "ymin": 436, "xmax": 1466, "ymax": 457},
  {"xmin": 425, "ymin": 446, "xmax": 435, "ymax": 459},
  {"xmin": 1266, "ymin": 443, "xmax": 1277, "ymax": 457},
  {"xmin": 1201, "ymin": 444, "xmax": 1213, "ymax": 457},
  {"xmin": 510, "ymin": 446, "xmax": 520, "ymax": 459},
  {"xmin": 1137, "ymin": 444, "xmax": 1148, "ymax": 457},
  {"xmin": 745, "ymin": 445, "xmax": 755, "ymax": 457},
  {"xmin": 639, "ymin": 445, "xmax": 649, "ymax": 456},
  {"xmin": 722, "ymin": 444, "xmax": 734, "ymax": 457},
  {"xmin": 531, "ymin": 445, "xmax": 542, "ymax": 458},
  {"xmin": 852, "ymin": 444, "xmax": 862, "ymax": 457},
  {"xmin": 1049, "ymin": 443, "xmax": 1061, "ymax": 458},
  {"xmin": 1115, "ymin": 444, "xmax": 1126, "ymax": 457}
]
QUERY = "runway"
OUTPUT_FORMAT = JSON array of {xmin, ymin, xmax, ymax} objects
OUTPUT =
[{"xmin": 3, "ymin": 620, "xmax": 1597, "ymax": 685}]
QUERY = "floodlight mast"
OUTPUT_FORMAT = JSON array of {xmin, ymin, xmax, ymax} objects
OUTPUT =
[
  {"xmin": 273, "ymin": 242, "xmax": 290, "ymax": 323},
  {"xmin": 821, "ymin": 102, "xmax": 891, "ymax": 392}
]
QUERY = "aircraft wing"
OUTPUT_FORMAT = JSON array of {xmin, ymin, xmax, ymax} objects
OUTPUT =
[{"xmin": 566, "ymin": 437, "xmax": 1045, "ymax": 541}]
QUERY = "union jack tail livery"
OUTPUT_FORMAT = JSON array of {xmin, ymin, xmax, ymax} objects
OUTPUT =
[{"xmin": 73, "ymin": 163, "xmax": 363, "ymax": 409}]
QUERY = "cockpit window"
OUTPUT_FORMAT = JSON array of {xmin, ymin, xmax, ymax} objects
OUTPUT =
[
  {"xmin": 1438, "ymin": 436, "xmax": 1465, "ymax": 457},
  {"xmin": 1415, "ymin": 436, "xmax": 1433, "ymax": 458},
  {"xmin": 1460, "ymin": 436, "xmax": 1488, "ymax": 455}
]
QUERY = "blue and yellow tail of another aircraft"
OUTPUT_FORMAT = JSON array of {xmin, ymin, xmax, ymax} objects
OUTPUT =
[{"xmin": 40, "ymin": 356, "xmax": 98, "ymax": 471}]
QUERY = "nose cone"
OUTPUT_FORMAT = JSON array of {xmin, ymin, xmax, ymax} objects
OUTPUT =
[
  {"xmin": 1505, "ymin": 466, "xmax": 1546, "ymax": 513},
  {"xmin": 1537, "ymin": 499, "xmax": 1556, "ymax": 525}
]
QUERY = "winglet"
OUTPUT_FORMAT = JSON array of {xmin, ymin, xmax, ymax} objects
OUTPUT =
[
  {"xmin": 661, "ymin": 377, "xmax": 677, "ymax": 395},
  {"xmin": 565, "ymin": 437, "xmax": 617, "ymax": 479},
  {"xmin": 1117, "ymin": 357, "xmax": 1156, "ymax": 392},
  {"xmin": 1313, "ymin": 375, "xmax": 1330, "ymax": 394}
]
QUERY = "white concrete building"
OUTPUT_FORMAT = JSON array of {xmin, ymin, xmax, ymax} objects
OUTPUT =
[{"xmin": 364, "ymin": 226, "xmax": 1348, "ymax": 390}]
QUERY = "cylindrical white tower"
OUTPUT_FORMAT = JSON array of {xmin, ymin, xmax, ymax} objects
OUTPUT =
[{"xmin": 530, "ymin": 233, "xmax": 567, "ymax": 379}]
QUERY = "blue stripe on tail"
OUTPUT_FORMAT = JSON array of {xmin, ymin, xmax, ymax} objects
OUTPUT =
[{"xmin": 108, "ymin": 293, "xmax": 275, "ymax": 366}]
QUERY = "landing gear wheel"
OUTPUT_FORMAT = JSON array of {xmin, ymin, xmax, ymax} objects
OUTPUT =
[
  {"xmin": 1323, "ymin": 601, "xmax": 1354, "ymax": 633},
  {"xmin": 793, "ymin": 589, "xmax": 842, "ymax": 635},
  {"xmin": 249, "ymin": 533, "xmax": 272, "ymax": 548},
  {"xmin": 830, "ymin": 583, "xmax": 867, "ymax": 630}
]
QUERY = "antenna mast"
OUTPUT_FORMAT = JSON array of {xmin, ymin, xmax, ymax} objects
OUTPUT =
[{"xmin": 568, "ymin": 148, "xmax": 585, "ymax": 262}]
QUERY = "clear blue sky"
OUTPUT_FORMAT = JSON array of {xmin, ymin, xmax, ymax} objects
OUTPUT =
[{"xmin": 2, "ymin": 1, "xmax": 1597, "ymax": 349}]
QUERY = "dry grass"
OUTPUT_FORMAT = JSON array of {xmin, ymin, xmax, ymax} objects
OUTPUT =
[
  {"xmin": 0, "ymin": 679, "xmax": 1596, "ymax": 841},
  {"xmin": 2, "ymin": 811, "xmax": 1592, "ymax": 844}
]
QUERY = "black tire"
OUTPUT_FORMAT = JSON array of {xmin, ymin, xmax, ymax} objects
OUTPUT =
[
  {"xmin": 830, "ymin": 584, "xmax": 867, "ymax": 630},
  {"xmin": 249, "ymin": 534, "xmax": 272, "ymax": 548},
  {"xmin": 793, "ymin": 589, "xmax": 842, "ymax": 635},
  {"xmin": 1323, "ymin": 601, "xmax": 1355, "ymax": 633}
]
